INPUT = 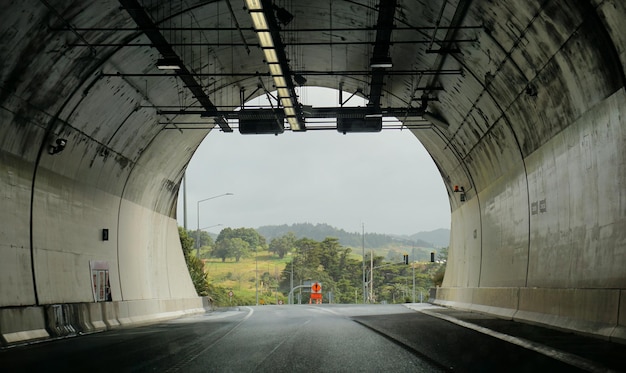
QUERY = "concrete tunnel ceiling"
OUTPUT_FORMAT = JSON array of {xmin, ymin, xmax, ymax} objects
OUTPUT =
[{"xmin": 2, "ymin": 0, "xmax": 626, "ymax": 344}]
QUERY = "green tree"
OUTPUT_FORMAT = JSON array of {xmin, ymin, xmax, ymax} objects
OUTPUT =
[
  {"xmin": 230, "ymin": 237, "xmax": 251, "ymax": 262},
  {"xmin": 178, "ymin": 227, "xmax": 209, "ymax": 296},
  {"xmin": 269, "ymin": 232, "xmax": 296, "ymax": 258},
  {"xmin": 212, "ymin": 237, "xmax": 251, "ymax": 262},
  {"xmin": 432, "ymin": 247, "xmax": 448, "ymax": 286},
  {"xmin": 216, "ymin": 227, "xmax": 266, "ymax": 250}
]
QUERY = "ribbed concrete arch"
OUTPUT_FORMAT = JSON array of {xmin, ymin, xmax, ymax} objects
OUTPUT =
[{"xmin": 1, "ymin": 0, "xmax": 626, "ymax": 344}]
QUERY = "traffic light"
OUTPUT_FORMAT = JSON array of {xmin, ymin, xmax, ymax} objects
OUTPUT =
[
  {"xmin": 430, "ymin": 252, "xmax": 435, "ymax": 263},
  {"xmin": 403, "ymin": 254, "xmax": 409, "ymax": 265}
]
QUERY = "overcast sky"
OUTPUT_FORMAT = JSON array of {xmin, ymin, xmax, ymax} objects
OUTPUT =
[{"xmin": 176, "ymin": 87, "xmax": 450, "ymax": 236}]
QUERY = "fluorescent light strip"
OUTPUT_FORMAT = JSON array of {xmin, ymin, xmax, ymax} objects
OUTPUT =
[
  {"xmin": 284, "ymin": 107, "xmax": 296, "ymax": 116},
  {"xmin": 263, "ymin": 49, "xmax": 279, "ymax": 63},
  {"xmin": 287, "ymin": 117, "xmax": 301, "ymax": 131},
  {"xmin": 280, "ymin": 97, "xmax": 293, "ymax": 108},
  {"xmin": 268, "ymin": 63, "xmax": 283, "ymax": 76},
  {"xmin": 274, "ymin": 76, "xmax": 287, "ymax": 87},
  {"xmin": 277, "ymin": 88, "xmax": 290, "ymax": 98},
  {"xmin": 245, "ymin": 0, "xmax": 262, "ymax": 10},
  {"xmin": 258, "ymin": 32, "xmax": 274, "ymax": 48},
  {"xmin": 250, "ymin": 12, "xmax": 268, "ymax": 30}
]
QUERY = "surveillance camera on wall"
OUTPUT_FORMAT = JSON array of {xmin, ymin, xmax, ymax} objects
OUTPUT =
[{"xmin": 48, "ymin": 138, "xmax": 67, "ymax": 155}]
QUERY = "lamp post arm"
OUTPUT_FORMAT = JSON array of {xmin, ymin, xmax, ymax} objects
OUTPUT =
[
  {"xmin": 195, "ymin": 193, "xmax": 233, "ymax": 256},
  {"xmin": 287, "ymin": 284, "xmax": 311, "ymax": 302}
]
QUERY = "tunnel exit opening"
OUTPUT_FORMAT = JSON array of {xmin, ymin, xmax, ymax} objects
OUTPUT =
[{"xmin": 175, "ymin": 86, "xmax": 451, "ymax": 307}]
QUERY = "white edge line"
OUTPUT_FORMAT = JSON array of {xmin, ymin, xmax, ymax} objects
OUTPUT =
[{"xmin": 413, "ymin": 307, "xmax": 614, "ymax": 373}]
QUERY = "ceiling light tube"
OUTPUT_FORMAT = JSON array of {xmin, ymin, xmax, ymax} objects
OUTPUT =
[
  {"xmin": 280, "ymin": 97, "xmax": 293, "ymax": 108},
  {"xmin": 284, "ymin": 107, "xmax": 296, "ymax": 116},
  {"xmin": 277, "ymin": 87, "xmax": 290, "ymax": 98},
  {"xmin": 257, "ymin": 32, "xmax": 274, "ymax": 48},
  {"xmin": 245, "ymin": 0, "xmax": 262, "ymax": 10},
  {"xmin": 370, "ymin": 57, "xmax": 393, "ymax": 68},
  {"xmin": 287, "ymin": 117, "xmax": 301, "ymax": 131},
  {"xmin": 273, "ymin": 76, "xmax": 287, "ymax": 87},
  {"xmin": 250, "ymin": 12, "xmax": 268, "ymax": 30},
  {"xmin": 268, "ymin": 64, "xmax": 283, "ymax": 76},
  {"xmin": 263, "ymin": 49, "xmax": 279, "ymax": 63},
  {"xmin": 156, "ymin": 58, "xmax": 182, "ymax": 70}
]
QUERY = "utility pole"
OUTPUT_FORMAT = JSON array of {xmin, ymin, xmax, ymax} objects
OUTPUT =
[
  {"xmin": 255, "ymin": 246, "xmax": 259, "ymax": 306},
  {"xmin": 362, "ymin": 223, "xmax": 366, "ymax": 303},
  {"xmin": 370, "ymin": 249, "xmax": 374, "ymax": 303},
  {"xmin": 412, "ymin": 261, "xmax": 416, "ymax": 303},
  {"xmin": 183, "ymin": 174, "xmax": 187, "ymax": 230},
  {"xmin": 290, "ymin": 259, "xmax": 294, "ymax": 304}
]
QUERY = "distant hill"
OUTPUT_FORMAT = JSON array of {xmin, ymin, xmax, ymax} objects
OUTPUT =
[
  {"xmin": 256, "ymin": 223, "xmax": 437, "ymax": 249},
  {"xmin": 409, "ymin": 228, "xmax": 450, "ymax": 248}
]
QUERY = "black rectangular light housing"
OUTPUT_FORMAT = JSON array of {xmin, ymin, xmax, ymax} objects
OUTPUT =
[
  {"xmin": 238, "ymin": 109, "xmax": 284, "ymax": 135},
  {"xmin": 239, "ymin": 119, "xmax": 284, "ymax": 135},
  {"xmin": 336, "ymin": 117, "xmax": 383, "ymax": 134}
]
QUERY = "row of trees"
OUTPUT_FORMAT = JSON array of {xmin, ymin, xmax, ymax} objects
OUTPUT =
[
  {"xmin": 277, "ymin": 235, "xmax": 446, "ymax": 304},
  {"xmin": 187, "ymin": 227, "xmax": 301, "ymax": 262},
  {"xmin": 179, "ymin": 226, "xmax": 447, "ymax": 304}
]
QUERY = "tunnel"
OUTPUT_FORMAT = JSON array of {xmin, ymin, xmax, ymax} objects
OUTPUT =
[{"xmin": 1, "ymin": 0, "xmax": 626, "ymax": 346}]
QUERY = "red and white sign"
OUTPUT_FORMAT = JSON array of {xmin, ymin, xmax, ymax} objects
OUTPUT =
[{"xmin": 311, "ymin": 282, "xmax": 322, "ymax": 293}]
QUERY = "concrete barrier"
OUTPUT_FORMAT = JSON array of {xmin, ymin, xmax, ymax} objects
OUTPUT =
[
  {"xmin": 0, "ymin": 306, "xmax": 49, "ymax": 346},
  {"xmin": 432, "ymin": 287, "xmax": 626, "ymax": 344},
  {"xmin": 0, "ymin": 297, "xmax": 206, "ymax": 347}
]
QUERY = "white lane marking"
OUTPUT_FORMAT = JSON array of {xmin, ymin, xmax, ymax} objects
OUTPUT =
[
  {"xmin": 166, "ymin": 307, "xmax": 254, "ymax": 372},
  {"xmin": 407, "ymin": 305, "xmax": 614, "ymax": 373},
  {"xmin": 253, "ymin": 319, "xmax": 311, "ymax": 370}
]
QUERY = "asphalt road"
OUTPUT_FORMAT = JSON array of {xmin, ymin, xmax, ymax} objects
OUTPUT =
[{"xmin": 0, "ymin": 304, "xmax": 590, "ymax": 372}]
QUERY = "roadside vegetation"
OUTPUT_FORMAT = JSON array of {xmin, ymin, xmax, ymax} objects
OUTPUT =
[{"xmin": 179, "ymin": 226, "xmax": 447, "ymax": 307}]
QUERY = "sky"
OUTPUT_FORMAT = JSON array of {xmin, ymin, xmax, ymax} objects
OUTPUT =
[{"xmin": 176, "ymin": 87, "xmax": 450, "ymax": 236}]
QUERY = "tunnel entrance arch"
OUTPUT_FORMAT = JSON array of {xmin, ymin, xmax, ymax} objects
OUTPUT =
[{"xmin": 1, "ymin": 0, "xmax": 626, "ymax": 346}]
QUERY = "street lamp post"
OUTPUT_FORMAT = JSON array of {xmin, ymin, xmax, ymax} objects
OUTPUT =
[
  {"xmin": 255, "ymin": 246, "xmax": 259, "ymax": 306},
  {"xmin": 196, "ymin": 193, "xmax": 233, "ymax": 257},
  {"xmin": 412, "ymin": 262, "xmax": 416, "ymax": 303},
  {"xmin": 362, "ymin": 223, "xmax": 366, "ymax": 304},
  {"xmin": 283, "ymin": 260, "xmax": 295, "ymax": 304}
]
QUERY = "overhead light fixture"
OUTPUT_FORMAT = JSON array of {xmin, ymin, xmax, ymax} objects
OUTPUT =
[
  {"xmin": 287, "ymin": 117, "xmax": 301, "ymax": 131},
  {"xmin": 337, "ymin": 117, "xmax": 382, "ymax": 134},
  {"xmin": 263, "ymin": 49, "xmax": 279, "ymax": 63},
  {"xmin": 156, "ymin": 58, "xmax": 182, "ymax": 70},
  {"xmin": 277, "ymin": 87, "xmax": 290, "ymax": 97},
  {"xmin": 280, "ymin": 97, "xmax": 293, "ymax": 108},
  {"xmin": 283, "ymin": 107, "xmax": 296, "ymax": 117},
  {"xmin": 257, "ymin": 31, "xmax": 274, "ymax": 48},
  {"xmin": 250, "ymin": 12, "xmax": 268, "ymax": 30},
  {"xmin": 274, "ymin": 5, "xmax": 294, "ymax": 26},
  {"xmin": 245, "ymin": 0, "xmax": 262, "ymax": 10},
  {"xmin": 268, "ymin": 63, "xmax": 283, "ymax": 76},
  {"xmin": 245, "ymin": 0, "xmax": 305, "ymax": 132},
  {"xmin": 370, "ymin": 56, "xmax": 393, "ymax": 68},
  {"xmin": 274, "ymin": 76, "xmax": 287, "ymax": 87},
  {"xmin": 293, "ymin": 74, "xmax": 307, "ymax": 86}
]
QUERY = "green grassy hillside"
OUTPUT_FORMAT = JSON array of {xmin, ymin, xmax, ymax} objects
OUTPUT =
[{"xmin": 203, "ymin": 250, "xmax": 291, "ymax": 306}]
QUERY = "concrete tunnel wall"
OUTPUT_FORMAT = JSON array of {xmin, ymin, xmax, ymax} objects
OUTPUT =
[{"xmin": 1, "ymin": 0, "xmax": 626, "ymax": 345}]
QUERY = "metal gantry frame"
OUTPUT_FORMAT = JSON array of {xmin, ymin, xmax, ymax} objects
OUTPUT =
[
  {"xmin": 107, "ymin": 1, "xmax": 478, "ymax": 134},
  {"xmin": 118, "ymin": 0, "xmax": 233, "ymax": 132},
  {"xmin": 245, "ymin": 0, "xmax": 306, "ymax": 131}
]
